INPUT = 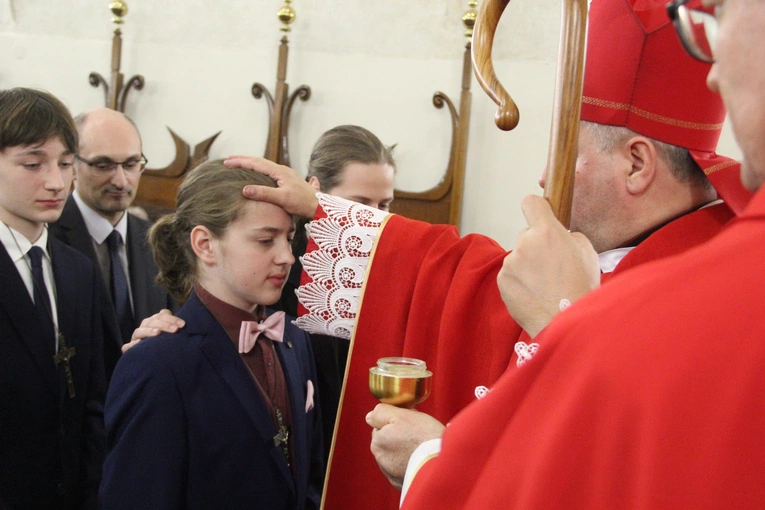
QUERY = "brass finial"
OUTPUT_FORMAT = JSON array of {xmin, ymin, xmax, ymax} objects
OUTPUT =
[
  {"xmin": 277, "ymin": 0, "xmax": 296, "ymax": 33},
  {"xmin": 108, "ymin": 0, "xmax": 128, "ymax": 28},
  {"xmin": 462, "ymin": 0, "xmax": 478, "ymax": 39}
]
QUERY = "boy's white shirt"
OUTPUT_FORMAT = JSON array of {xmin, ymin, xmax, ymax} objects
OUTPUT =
[{"xmin": 0, "ymin": 221, "xmax": 60, "ymax": 349}]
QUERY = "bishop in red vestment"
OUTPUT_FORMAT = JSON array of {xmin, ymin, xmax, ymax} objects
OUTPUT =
[{"xmin": 391, "ymin": 0, "xmax": 765, "ymax": 507}]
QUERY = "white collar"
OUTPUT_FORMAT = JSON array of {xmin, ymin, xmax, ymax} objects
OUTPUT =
[
  {"xmin": 0, "ymin": 220, "xmax": 49, "ymax": 263},
  {"xmin": 72, "ymin": 189, "xmax": 129, "ymax": 244},
  {"xmin": 598, "ymin": 247, "xmax": 635, "ymax": 274},
  {"xmin": 700, "ymin": 198, "xmax": 724, "ymax": 210}
]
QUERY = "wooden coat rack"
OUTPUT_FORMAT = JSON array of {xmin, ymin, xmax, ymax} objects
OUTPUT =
[
  {"xmin": 252, "ymin": 0, "xmax": 310, "ymax": 166},
  {"xmin": 88, "ymin": 0, "xmax": 220, "ymax": 218},
  {"xmin": 389, "ymin": 1, "xmax": 478, "ymax": 227}
]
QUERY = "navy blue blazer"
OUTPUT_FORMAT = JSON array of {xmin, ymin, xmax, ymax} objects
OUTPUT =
[
  {"xmin": 49, "ymin": 196, "xmax": 178, "ymax": 379},
  {"xmin": 0, "ymin": 238, "xmax": 106, "ymax": 509},
  {"xmin": 100, "ymin": 292, "xmax": 324, "ymax": 509}
]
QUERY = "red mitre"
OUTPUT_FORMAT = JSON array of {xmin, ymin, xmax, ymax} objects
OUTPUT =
[{"xmin": 582, "ymin": 0, "xmax": 752, "ymax": 212}]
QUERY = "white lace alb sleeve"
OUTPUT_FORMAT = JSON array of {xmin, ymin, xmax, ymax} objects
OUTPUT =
[{"xmin": 293, "ymin": 193, "xmax": 389, "ymax": 339}]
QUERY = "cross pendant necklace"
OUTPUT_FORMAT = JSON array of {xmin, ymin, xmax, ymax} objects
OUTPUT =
[
  {"xmin": 273, "ymin": 408, "xmax": 290, "ymax": 466},
  {"xmin": 53, "ymin": 332, "xmax": 76, "ymax": 398}
]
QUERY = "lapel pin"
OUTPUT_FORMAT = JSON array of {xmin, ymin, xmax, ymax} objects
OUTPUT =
[{"xmin": 286, "ymin": 341, "xmax": 293, "ymax": 349}]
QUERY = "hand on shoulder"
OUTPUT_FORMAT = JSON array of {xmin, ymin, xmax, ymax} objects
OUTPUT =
[{"xmin": 122, "ymin": 309, "xmax": 185, "ymax": 353}]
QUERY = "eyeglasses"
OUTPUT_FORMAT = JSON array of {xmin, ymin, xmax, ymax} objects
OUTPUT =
[
  {"xmin": 74, "ymin": 154, "xmax": 148, "ymax": 175},
  {"xmin": 666, "ymin": 0, "xmax": 718, "ymax": 64}
]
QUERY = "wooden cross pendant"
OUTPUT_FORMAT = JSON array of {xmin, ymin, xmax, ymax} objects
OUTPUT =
[
  {"xmin": 53, "ymin": 332, "xmax": 76, "ymax": 399},
  {"xmin": 273, "ymin": 408, "xmax": 290, "ymax": 466}
]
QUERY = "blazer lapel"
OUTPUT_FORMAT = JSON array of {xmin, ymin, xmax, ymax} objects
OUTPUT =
[
  {"xmin": 125, "ymin": 215, "xmax": 149, "ymax": 323},
  {"xmin": 0, "ymin": 243, "xmax": 60, "ymax": 398},
  {"xmin": 55, "ymin": 198, "xmax": 99, "ymax": 264},
  {"xmin": 190, "ymin": 296, "xmax": 295, "ymax": 489},
  {"xmin": 275, "ymin": 327, "xmax": 309, "ymax": 484},
  {"xmin": 50, "ymin": 239, "xmax": 86, "ymax": 370}
]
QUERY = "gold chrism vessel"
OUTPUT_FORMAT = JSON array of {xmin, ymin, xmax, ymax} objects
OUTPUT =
[{"xmin": 369, "ymin": 357, "xmax": 432, "ymax": 409}]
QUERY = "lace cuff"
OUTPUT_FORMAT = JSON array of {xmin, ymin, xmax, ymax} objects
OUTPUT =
[{"xmin": 294, "ymin": 193, "xmax": 389, "ymax": 339}]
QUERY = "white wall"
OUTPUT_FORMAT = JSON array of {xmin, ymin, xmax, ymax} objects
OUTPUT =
[{"xmin": 0, "ymin": 0, "xmax": 741, "ymax": 248}]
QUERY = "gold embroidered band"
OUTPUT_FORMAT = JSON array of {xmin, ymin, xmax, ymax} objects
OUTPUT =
[
  {"xmin": 583, "ymin": 96, "xmax": 724, "ymax": 131},
  {"xmin": 702, "ymin": 159, "xmax": 738, "ymax": 176}
]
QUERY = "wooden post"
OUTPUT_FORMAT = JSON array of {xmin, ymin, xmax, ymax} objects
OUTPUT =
[{"xmin": 471, "ymin": 0, "xmax": 588, "ymax": 227}]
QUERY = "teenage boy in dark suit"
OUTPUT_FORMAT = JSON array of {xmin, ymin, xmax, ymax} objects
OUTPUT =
[{"xmin": 0, "ymin": 88, "xmax": 106, "ymax": 509}]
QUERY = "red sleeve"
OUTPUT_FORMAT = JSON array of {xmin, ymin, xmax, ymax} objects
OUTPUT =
[{"xmin": 322, "ymin": 214, "xmax": 525, "ymax": 510}]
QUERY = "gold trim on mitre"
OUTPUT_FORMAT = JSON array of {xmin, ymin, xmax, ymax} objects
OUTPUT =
[
  {"xmin": 703, "ymin": 159, "xmax": 739, "ymax": 176},
  {"xmin": 582, "ymin": 96, "xmax": 724, "ymax": 131}
]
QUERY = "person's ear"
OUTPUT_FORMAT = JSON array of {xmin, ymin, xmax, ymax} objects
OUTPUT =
[
  {"xmin": 307, "ymin": 176, "xmax": 322, "ymax": 192},
  {"xmin": 190, "ymin": 225, "xmax": 216, "ymax": 266},
  {"xmin": 624, "ymin": 136, "xmax": 657, "ymax": 195}
]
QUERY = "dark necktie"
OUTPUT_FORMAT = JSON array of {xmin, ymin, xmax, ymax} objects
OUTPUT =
[
  {"xmin": 28, "ymin": 246, "xmax": 56, "ymax": 348},
  {"xmin": 106, "ymin": 230, "xmax": 134, "ymax": 344}
]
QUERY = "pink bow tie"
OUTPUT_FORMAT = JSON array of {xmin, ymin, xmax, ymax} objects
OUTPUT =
[{"xmin": 238, "ymin": 311, "xmax": 286, "ymax": 354}]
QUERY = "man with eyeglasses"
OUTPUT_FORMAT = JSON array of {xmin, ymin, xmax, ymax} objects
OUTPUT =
[
  {"xmin": 364, "ymin": 0, "xmax": 765, "ymax": 507},
  {"xmin": 50, "ymin": 107, "xmax": 176, "ymax": 379}
]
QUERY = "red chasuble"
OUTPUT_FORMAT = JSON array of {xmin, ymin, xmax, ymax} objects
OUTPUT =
[
  {"xmin": 402, "ymin": 184, "xmax": 765, "ymax": 509},
  {"xmin": 295, "ymin": 167, "xmax": 743, "ymax": 510}
]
